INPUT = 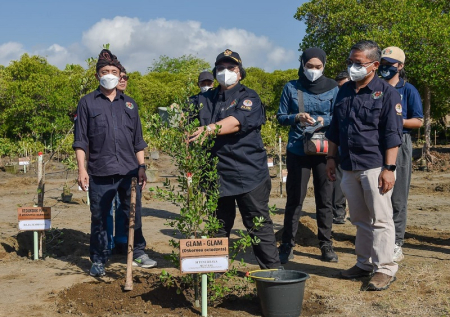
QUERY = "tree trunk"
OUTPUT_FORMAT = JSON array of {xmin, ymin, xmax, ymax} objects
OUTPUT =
[{"xmin": 422, "ymin": 85, "xmax": 432, "ymax": 164}]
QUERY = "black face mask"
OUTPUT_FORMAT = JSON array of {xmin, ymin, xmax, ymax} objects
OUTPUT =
[{"xmin": 379, "ymin": 65, "xmax": 398, "ymax": 80}]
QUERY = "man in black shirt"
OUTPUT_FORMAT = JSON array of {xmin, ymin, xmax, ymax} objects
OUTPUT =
[
  {"xmin": 189, "ymin": 49, "xmax": 280, "ymax": 269},
  {"xmin": 325, "ymin": 41, "xmax": 402, "ymax": 291},
  {"xmin": 73, "ymin": 49, "xmax": 157, "ymax": 277}
]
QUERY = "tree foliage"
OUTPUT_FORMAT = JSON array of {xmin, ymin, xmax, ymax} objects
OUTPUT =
[
  {"xmin": 148, "ymin": 54, "xmax": 211, "ymax": 75},
  {"xmin": 0, "ymin": 53, "xmax": 297, "ymax": 157}
]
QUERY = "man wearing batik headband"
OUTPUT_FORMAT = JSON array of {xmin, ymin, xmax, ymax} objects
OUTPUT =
[
  {"xmin": 189, "ymin": 49, "xmax": 281, "ymax": 269},
  {"xmin": 325, "ymin": 40, "xmax": 403, "ymax": 291},
  {"xmin": 73, "ymin": 49, "xmax": 157, "ymax": 277},
  {"xmin": 379, "ymin": 46, "xmax": 423, "ymax": 262}
]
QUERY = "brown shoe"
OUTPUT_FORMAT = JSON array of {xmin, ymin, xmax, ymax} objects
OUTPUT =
[
  {"xmin": 340, "ymin": 265, "xmax": 372, "ymax": 279},
  {"xmin": 367, "ymin": 272, "xmax": 396, "ymax": 291}
]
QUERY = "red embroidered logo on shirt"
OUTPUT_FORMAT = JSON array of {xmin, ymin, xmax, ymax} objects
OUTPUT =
[
  {"xmin": 371, "ymin": 91, "xmax": 383, "ymax": 99},
  {"xmin": 126, "ymin": 102, "xmax": 134, "ymax": 109}
]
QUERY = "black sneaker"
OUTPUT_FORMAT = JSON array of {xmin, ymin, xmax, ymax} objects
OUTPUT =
[
  {"xmin": 321, "ymin": 245, "xmax": 338, "ymax": 262},
  {"xmin": 278, "ymin": 243, "xmax": 294, "ymax": 264}
]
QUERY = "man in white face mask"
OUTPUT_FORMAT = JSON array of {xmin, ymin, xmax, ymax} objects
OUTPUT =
[
  {"xmin": 325, "ymin": 40, "xmax": 403, "ymax": 291},
  {"xmin": 189, "ymin": 49, "xmax": 281, "ymax": 270},
  {"xmin": 197, "ymin": 71, "xmax": 214, "ymax": 93},
  {"xmin": 73, "ymin": 49, "xmax": 156, "ymax": 277}
]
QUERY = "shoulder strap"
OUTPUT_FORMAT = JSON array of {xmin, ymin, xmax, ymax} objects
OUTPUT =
[{"xmin": 296, "ymin": 81, "xmax": 304, "ymax": 113}]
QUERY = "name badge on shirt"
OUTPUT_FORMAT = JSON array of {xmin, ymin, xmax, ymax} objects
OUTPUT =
[
  {"xmin": 395, "ymin": 103, "xmax": 402, "ymax": 115},
  {"xmin": 240, "ymin": 99, "xmax": 253, "ymax": 111}
]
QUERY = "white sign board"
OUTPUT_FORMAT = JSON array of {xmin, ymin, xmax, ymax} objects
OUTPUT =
[
  {"xmin": 18, "ymin": 219, "xmax": 51, "ymax": 230},
  {"xmin": 18, "ymin": 157, "xmax": 30, "ymax": 166},
  {"xmin": 181, "ymin": 256, "xmax": 229, "ymax": 274}
]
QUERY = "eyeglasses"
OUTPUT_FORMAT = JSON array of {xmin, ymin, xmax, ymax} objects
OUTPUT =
[
  {"xmin": 345, "ymin": 59, "xmax": 375, "ymax": 68},
  {"xmin": 216, "ymin": 65, "xmax": 239, "ymax": 72},
  {"xmin": 120, "ymin": 75, "xmax": 129, "ymax": 81}
]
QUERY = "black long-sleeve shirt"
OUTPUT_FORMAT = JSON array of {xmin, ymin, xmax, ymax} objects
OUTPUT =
[{"xmin": 73, "ymin": 88, "xmax": 147, "ymax": 176}]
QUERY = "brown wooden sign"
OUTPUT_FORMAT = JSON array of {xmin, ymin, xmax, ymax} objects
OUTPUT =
[
  {"xmin": 179, "ymin": 238, "xmax": 229, "ymax": 274},
  {"xmin": 179, "ymin": 238, "xmax": 228, "ymax": 258},
  {"xmin": 18, "ymin": 207, "xmax": 51, "ymax": 220}
]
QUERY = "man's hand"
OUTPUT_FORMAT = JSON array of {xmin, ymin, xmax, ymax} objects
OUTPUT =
[
  {"xmin": 138, "ymin": 167, "xmax": 147, "ymax": 190},
  {"xmin": 78, "ymin": 169, "xmax": 89, "ymax": 191},
  {"xmin": 378, "ymin": 170, "xmax": 395, "ymax": 194},
  {"xmin": 326, "ymin": 159, "xmax": 337, "ymax": 181}
]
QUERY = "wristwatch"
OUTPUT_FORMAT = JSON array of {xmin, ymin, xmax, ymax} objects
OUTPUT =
[
  {"xmin": 138, "ymin": 164, "xmax": 147, "ymax": 170},
  {"xmin": 383, "ymin": 164, "xmax": 396, "ymax": 172}
]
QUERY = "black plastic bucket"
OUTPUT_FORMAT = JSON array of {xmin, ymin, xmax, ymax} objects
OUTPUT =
[{"xmin": 248, "ymin": 269, "xmax": 310, "ymax": 317}]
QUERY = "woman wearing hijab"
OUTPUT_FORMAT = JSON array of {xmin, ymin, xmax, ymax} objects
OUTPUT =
[{"xmin": 277, "ymin": 48, "xmax": 339, "ymax": 264}]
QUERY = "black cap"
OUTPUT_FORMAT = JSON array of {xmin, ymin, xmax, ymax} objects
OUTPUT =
[
  {"xmin": 198, "ymin": 71, "xmax": 214, "ymax": 83},
  {"xmin": 215, "ymin": 49, "xmax": 242, "ymax": 66}
]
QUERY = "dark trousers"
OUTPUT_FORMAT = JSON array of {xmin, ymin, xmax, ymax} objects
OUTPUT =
[
  {"xmin": 392, "ymin": 133, "xmax": 412, "ymax": 246},
  {"xmin": 89, "ymin": 175, "xmax": 146, "ymax": 264},
  {"xmin": 332, "ymin": 163, "xmax": 347, "ymax": 220},
  {"xmin": 282, "ymin": 151, "xmax": 334, "ymax": 247},
  {"xmin": 216, "ymin": 177, "xmax": 281, "ymax": 269}
]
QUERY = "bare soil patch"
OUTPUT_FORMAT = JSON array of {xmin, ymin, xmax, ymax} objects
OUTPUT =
[{"xmin": 0, "ymin": 148, "xmax": 450, "ymax": 316}]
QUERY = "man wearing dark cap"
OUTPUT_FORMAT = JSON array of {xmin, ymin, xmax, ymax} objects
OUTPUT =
[
  {"xmin": 73, "ymin": 49, "xmax": 157, "ymax": 277},
  {"xmin": 189, "ymin": 49, "xmax": 281, "ymax": 269},
  {"xmin": 197, "ymin": 71, "xmax": 214, "ymax": 93}
]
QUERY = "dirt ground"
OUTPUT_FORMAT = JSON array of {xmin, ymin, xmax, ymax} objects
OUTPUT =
[{"xmin": 0, "ymin": 147, "xmax": 449, "ymax": 317}]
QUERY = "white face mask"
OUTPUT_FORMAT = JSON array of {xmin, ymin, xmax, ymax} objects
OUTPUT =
[
  {"xmin": 99, "ymin": 73, "xmax": 119, "ymax": 90},
  {"xmin": 216, "ymin": 69, "xmax": 239, "ymax": 87},
  {"xmin": 303, "ymin": 67, "xmax": 323, "ymax": 82},
  {"xmin": 347, "ymin": 63, "xmax": 373, "ymax": 82},
  {"xmin": 200, "ymin": 86, "xmax": 213, "ymax": 93}
]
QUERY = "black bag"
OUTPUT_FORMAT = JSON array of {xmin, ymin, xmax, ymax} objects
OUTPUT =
[{"xmin": 297, "ymin": 86, "xmax": 328, "ymax": 155}]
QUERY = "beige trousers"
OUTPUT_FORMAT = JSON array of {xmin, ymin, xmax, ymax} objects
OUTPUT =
[{"xmin": 341, "ymin": 167, "xmax": 398, "ymax": 277}]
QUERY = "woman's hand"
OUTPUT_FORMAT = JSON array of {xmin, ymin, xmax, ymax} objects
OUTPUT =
[{"xmin": 295, "ymin": 112, "xmax": 315, "ymax": 125}]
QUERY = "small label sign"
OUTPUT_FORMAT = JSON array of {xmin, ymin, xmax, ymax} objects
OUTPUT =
[
  {"xmin": 181, "ymin": 256, "xmax": 229, "ymax": 274},
  {"xmin": 18, "ymin": 157, "xmax": 30, "ymax": 166},
  {"xmin": 18, "ymin": 219, "xmax": 51, "ymax": 231},
  {"xmin": 18, "ymin": 207, "xmax": 51, "ymax": 231},
  {"xmin": 267, "ymin": 158, "xmax": 274, "ymax": 167},
  {"xmin": 179, "ymin": 238, "xmax": 228, "ymax": 257},
  {"xmin": 179, "ymin": 238, "xmax": 229, "ymax": 274},
  {"xmin": 18, "ymin": 207, "xmax": 51, "ymax": 220}
]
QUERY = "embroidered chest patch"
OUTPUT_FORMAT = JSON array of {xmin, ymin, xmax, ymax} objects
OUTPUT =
[
  {"xmin": 371, "ymin": 91, "xmax": 383, "ymax": 99},
  {"xmin": 241, "ymin": 99, "xmax": 253, "ymax": 111},
  {"xmin": 395, "ymin": 103, "xmax": 402, "ymax": 115},
  {"xmin": 126, "ymin": 102, "xmax": 134, "ymax": 110}
]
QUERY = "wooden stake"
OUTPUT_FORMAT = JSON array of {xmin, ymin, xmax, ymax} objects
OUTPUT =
[{"xmin": 124, "ymin": 177, "xmax": 137, "ymax": 291}]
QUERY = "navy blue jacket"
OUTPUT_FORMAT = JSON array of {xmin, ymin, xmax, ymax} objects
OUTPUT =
[
  {"xmin": 73, "ymin": 88, "xmax": 147, "ymax": 177},
  {"xmin": 192, "ymin": 83, "xmax": 269, "ymax": 197},
  {"xmin": 326, "ymin": 75, "xmax": 402, "ymax": 171}
]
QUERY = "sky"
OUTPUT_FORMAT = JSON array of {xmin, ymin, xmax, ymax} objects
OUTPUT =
[{"xmin": 0, "ymin": 0, "xmax": 308, "ymax": 73}]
